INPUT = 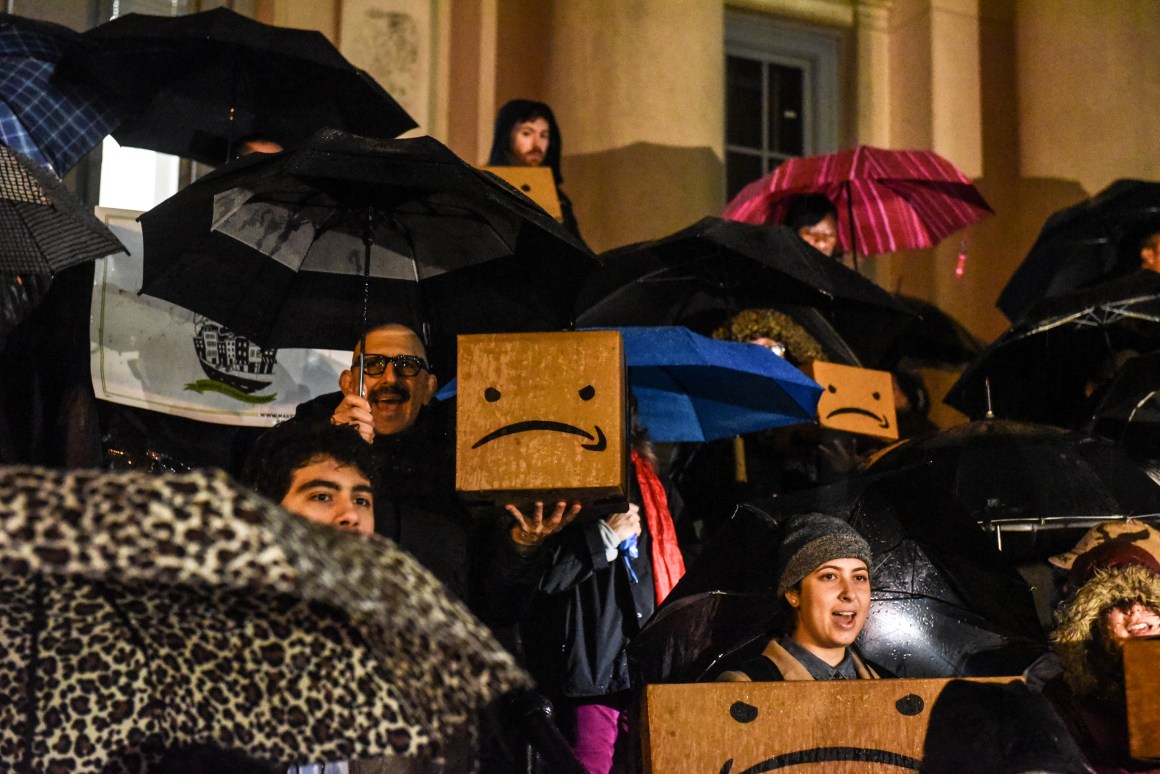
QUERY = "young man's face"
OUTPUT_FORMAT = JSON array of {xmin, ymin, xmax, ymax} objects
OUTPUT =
[
  {"xmin": 509, "ymin": 117, "xmax": 550, "ymax": 167},
  {"xmin": 281, "ymin": 456, "xmax": 375, "ymax": 535}
]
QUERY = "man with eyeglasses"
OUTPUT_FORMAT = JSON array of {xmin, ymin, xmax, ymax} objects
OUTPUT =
[
  {"xmin": 295, "ymin": 323, "xmax": 573, "ymax": 602},
  {"xmin": 330, "ymin": 324, "xmax": 440, "ymax": 442}
]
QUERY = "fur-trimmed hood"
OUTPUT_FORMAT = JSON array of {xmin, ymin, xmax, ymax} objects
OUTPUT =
[{"xmin": 1051, "ymin": 564, "xmax": 1160, "ymax": 700}]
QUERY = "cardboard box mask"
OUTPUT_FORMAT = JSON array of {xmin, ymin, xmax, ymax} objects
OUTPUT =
[
  {"xmin": 803, "ymin": 360, "xmax": 899, "ymax": 440},
  {"xmin": 456, "ymin": 331, "xmax": 627, "ymax": 512}
]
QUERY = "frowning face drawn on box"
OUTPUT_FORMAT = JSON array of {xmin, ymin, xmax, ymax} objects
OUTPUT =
[
  {"xmin": 804, "ymin": 362, "xmax": 898, "ymax": 441},
  {"xmin": 456, "ymin": 331, "xmax": 626, "ymax": 495},
  {"xmin": 471, "ymin": 381, "xmax": 609, "ymax": 451},
  {"xmin": 821, "ymin": 381, "xmax": 891, "ymax": 431}
]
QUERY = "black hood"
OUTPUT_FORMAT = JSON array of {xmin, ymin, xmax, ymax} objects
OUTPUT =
[{"xmin": 487, "ymin": 99, "xmax": 564, "ymax": 184}]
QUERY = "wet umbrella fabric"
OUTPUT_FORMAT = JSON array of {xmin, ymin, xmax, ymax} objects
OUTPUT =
[
  {"xmin": 0, "ymin": 143, "xmax": 127, "ymax": 274},
  {"xmin": 0, "ymin": 14, "xmax": 117, "ymax": 174},
  {"xmin": 67, "ymin": 7, "xmax": 415, "ymax": 165},
  {"xmin": 574, "ymin": 217, "xmax": 914, "ymax": 367},
  {"xmin": 997, "ymin": 179, "xmax": 1160, "ymax": 321},
  {"xmin": 629, "ymin": 472, "xmax": 1046, "ymax": 682},
  {"xmin": 138, "ymin": 130, "xmax": 595, "ymax": 371},
  {"xmin": 862, "ymin": 418, "xmax": 1160, "ymax": 530},
  {"xmin": 722, "ymin": 146, "xmax": 993, "ymax": 258},
  {"xmin": 437, "ymin": 325, "xmax": 824, "ymax": 443},
  {"xmin": 888, "ymin": 293, "xmax": 983, "ymax": 368},
  {"xmin": 946, "ymin": 271, "xmax": 1160, "ymax": 424},
  {"xmin": 0, "ymin": 467, "xmax": 530, "ymax": 770},
  {"xmin": 1092, "ymin": 349, "xmax": 1160, "ymax": 426},
  {"xmin": 1090, "ymin": 349, "xmax": 1160, "ymax": 461}
]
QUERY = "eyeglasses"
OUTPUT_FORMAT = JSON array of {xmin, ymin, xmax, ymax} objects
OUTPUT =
[{"xmin": 357, "ymin": 354, "xmax": 430, "ymax": 377}]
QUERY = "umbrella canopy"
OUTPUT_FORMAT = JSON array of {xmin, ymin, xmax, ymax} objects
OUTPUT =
[
  {"xmin": 574, "ymin": 217, "xmax": 915, "ymax": 367},
  {"xmin": 946, "ymin": 271, "xmax": 1160, "ymax": 424},
  {"xmin": 138, "ymin": 129, "xmax": 595, "ymax": 373},
  {"xmin": 612, "ymin": 325, "xmax": 822, "ymax": 442},
  {"xmin": 436, "ymin": 325, "xmax": 824, "ymax": 443},
  {"xmin": 66, "ymin": 7, "xmax": 415, "ymax": 165},
  {"xmin": 887, "ymin": 293, "xmax": 984, "ymax": 368},
  {"xmin": 722, "ymin": 145, "xmax": 993, "ymax": 258},
  {"xmin": 0, "ymin": 13, "xmax": 116, "ymax": 174},
  {"xmin": 0, "ymin": 466, "xmax": 529, "ymax": 770},
  {"xmin": 0, "ymin": 143, "xmax": 127, "ymax": 274},
  {"xmin": 629, "ymin": 471, "xmax": 1046, "ymax": 682},
  {"xmin": 997, "ymin": 179, "xmax": 1160, "ymax": 321},
  {"xmin": 862, "ymin": 418, "xmax": 1160, "ymax": 562},
  {"xmin": 1092, "ymin": 348, "xmax": 1160, "ymax": 425}
]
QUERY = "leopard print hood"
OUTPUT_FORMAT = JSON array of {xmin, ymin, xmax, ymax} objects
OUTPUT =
[
  {"xmin": 1050, "ymin": 563, "xmax": 1160, "ymax": 700},
  {"xmin": 0, "ymin": 466, "xmax": 530, "ymax": 772}
]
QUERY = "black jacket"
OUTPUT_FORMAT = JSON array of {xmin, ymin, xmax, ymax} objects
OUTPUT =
[
  {"xmin": 295, "ymin": 393, "xmax": 536, "ymax": 628},
  {"xmin": 520, "ymin": 465, "xmax": 684, "ymax": 698}
]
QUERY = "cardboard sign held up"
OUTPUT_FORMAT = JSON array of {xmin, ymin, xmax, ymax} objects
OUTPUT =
[
  {"xmin": 480, "ymin": 165, "xmax": 563, "ymax": 221},
  {"xmin": 1124, "ymin": 638, "xmax": 1160, "ymax": 759},
  {"xmin": 641, "ymin": 678, "xmax": 1015, "ymax": 774},
  {"xmin": 456, "ymin": 331, "xmax": 627, "ymax": 514},
  {"xmin": 803, "ymin": 360, "xmax": 898, "ymax": 440}
]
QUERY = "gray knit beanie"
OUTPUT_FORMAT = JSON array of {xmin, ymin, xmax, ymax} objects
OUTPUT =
[{"xmin": 775, "ymin": 513, "xmax": 873, "ymax": 597}]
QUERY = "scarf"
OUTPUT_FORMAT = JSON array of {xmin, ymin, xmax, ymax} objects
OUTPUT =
[{"xmin": 632, "ymin": 449, "xmax": 686, "ymax": 604}]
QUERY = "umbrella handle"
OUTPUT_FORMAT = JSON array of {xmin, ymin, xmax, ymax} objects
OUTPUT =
[
  {"xmin": 358, "ymin": 207, "xmax": 373, "ymax": 399},
  {"xmin": 733, "ymin": 436, "xmax": 748, "ymax": 483}
]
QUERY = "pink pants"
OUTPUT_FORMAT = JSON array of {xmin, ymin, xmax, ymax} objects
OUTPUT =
[{"xmin": 559, "ymin": 693, "xmax": 633, "ymax": 774}]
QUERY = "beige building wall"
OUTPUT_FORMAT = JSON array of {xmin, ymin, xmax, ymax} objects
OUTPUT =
[{"xmin": 261, "ymin": 0, "xmax": 1158, "ymax": 348}]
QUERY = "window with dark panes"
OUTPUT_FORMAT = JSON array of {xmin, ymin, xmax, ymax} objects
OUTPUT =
[{"xmin": 725, "ymin": 13, "xmax": 839, "ymax": 202}]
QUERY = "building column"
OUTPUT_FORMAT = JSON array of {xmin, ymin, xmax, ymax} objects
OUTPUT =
[
  {"xmin": 534, "ymin": 0, "xmax": 726, "ymax": 251},
  {"xmin": 855, "ymin": 0, "xmax": 894, "ymax": 147}
]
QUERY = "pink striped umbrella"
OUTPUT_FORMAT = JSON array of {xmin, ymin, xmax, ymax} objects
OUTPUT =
[{"xmin": 722, "ymin": 146, "xmax": 993, "ymax": 258}]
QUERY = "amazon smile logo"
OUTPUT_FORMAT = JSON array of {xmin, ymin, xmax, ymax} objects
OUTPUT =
[
  {"xmin": 472, "ymin": 420, "xmax": 607, "ymax": 450},
  {"xmin": 471, "ymin": 382, "xmax": 609, "ymax": 452},
  {"xmin": 825, "ymin": 406, "xmax": 891, "ymax": 429}
]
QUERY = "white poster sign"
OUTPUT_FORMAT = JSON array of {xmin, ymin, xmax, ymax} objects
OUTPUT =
[{"xmin": 89, "ymin": 208, "xmax": 347, "ymax": 427}]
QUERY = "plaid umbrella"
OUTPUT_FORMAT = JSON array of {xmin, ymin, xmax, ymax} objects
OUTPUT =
[
  {"xmin": 723, "ymin": 145, "xmax": 993, "ymax": 259},
  {"xmin": 67, "ymin": 7, "xmax": 415, "ymax": 165},
  {"xmin": 0, "ymin": 13, "xmax": 116, "ymax": 174},
  {"xmin": 0, "ymin": 466, "xmax": 530, "ymax": 770},
  {"xmin": 0, "ymin": 143, "xmax": 126, "ymax": 274}
]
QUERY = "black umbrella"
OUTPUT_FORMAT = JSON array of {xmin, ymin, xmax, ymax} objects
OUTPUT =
[
  {"xmin": 1091, "ymin": 348, "xmax": 1160, "ymax": 426},
  {"xmin": 886, "ymin": 293, "xmax": 983, "ymax": 368},
  {"xmin": 574, "ymin": 216, "xmax": 916, "ymax": 368},
  {"xmin": 946, "ymin": 271, "xmax": 1160, "ymax": 424},
  {"xmin": 65, "ymin": 7, "xmax": 415, "ymax": 165},
  {"xmin": 1087, "ymin": 348, "xmax": 1160, "ymax": 461},
  {"xmin": 138, "ymin": 129, "xmax": 595, "ymax": 378},
  {"xmin": 628, "ymin": 471, "xmax": 1046, "ymax": 682},
  {"xmin": 997, "ymin": 179, "xmax": 1160, "ymax": 321},
  {"xmin": 0, "ymin": 13, "xmax": 117, "ymax": 174},
  {"xmin": 862, "ymin": 418, "xmax": 1160, "ymax": 561},
  {"xmin": 0, "ymin": 466, "xmax": 529, "ymax": 770},
  {"xmin": 0, "ymin": 143, "xmax": 127, "ymax": 274}
]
